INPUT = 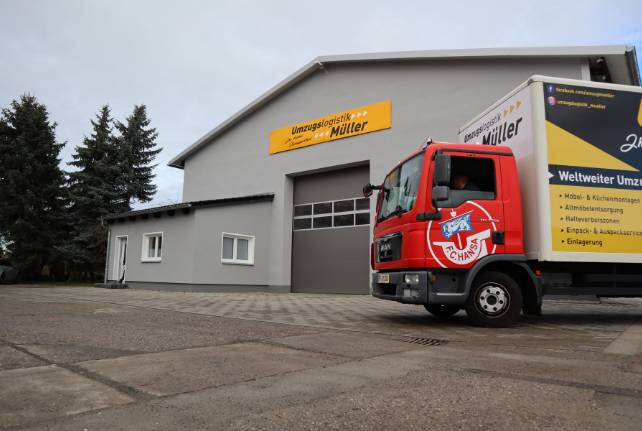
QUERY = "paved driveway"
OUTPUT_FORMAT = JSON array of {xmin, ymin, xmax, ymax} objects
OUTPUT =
[{"xmin": 1, "ymin": 286, "xmax": 642, "ymax": 430}]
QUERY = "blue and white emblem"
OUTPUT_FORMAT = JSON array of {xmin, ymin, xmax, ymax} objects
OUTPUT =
[{"xmin": 441, "ymin": 211, "xmax": 473, "ymax": 239}]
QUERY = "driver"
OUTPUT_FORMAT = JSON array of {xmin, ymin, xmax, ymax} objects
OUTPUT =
[{"xmin": 452, "ymin": 174, "xmax": 480, "ymax": 191}]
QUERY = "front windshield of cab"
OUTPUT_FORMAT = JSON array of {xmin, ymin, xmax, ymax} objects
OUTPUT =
[{"xmin": 378, "ymin": 152, "xmax": 424, "ymax": 221}]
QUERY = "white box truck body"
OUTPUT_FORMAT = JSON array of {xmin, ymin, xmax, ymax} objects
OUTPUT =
[{"xmin": 459, "ymin": 75, "xmax": 642, "ymax": 265}]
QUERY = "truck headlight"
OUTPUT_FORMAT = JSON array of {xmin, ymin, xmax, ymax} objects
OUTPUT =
[{"xmin": 404, "ymin": 273, "xmax": 420, "ymax": 285}]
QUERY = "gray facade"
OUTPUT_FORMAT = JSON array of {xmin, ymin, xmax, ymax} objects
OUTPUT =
[
  {"xmin": 105, "ymin": 46, "xmax": 639, "ymax": 293},
  {"xmin": 107, "ymin": 200, "xmax": 275, "ymax": 289}
]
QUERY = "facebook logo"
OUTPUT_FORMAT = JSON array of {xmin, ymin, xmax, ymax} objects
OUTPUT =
[{"xmin": 547, "ymin": 84, "xmax": 555, "ymax": 93}]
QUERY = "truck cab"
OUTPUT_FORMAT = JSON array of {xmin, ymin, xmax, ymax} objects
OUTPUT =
[{"xmin": 366, "ymin": 141, "xmax": 536, "ymax": 327}]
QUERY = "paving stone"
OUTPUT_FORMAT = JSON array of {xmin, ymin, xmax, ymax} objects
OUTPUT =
[{"xmin": 3, "ymin": 287, "xmax": 639, "ymax": 353}]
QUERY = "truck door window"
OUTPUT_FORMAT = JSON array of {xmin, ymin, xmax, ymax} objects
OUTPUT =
[
  {"xmin": 441, "ymin": 156, "xmax": 495, "ymax": 208},
  {"xmin": 378, "ymin": 152, "xmax": 424, "ymax": 221}
]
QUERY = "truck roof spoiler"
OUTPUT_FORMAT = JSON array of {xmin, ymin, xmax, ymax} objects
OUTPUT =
[{"xmin": 432, "ymin": 147, "xmax": 514, "ymax": 159}]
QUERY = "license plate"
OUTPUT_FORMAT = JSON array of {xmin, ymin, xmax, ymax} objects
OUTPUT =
[{"xmin": 377, "ymin": 273, "xmax": 390, "ymax": 284}]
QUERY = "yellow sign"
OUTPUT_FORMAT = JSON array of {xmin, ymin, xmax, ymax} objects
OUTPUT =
[
  {"xmin": 547, "ymin": 121, "xmax": 642, "ymax": 253},
  {"xmin": 269, "ymin": 100, "xmax": 391, "ymax": 155},
  {"xmin": 550, "ymin": 185, "xmax": 642, "ymax": 253},
  {"xmin": 543, "ymin": 81, "xmax": 642, "ymax": 254}
]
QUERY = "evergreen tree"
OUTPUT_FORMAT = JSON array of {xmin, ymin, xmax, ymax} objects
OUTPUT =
[
  {"xmin": 114, "ymin": 105, "xmax": 161, "ymax": 208},
  {"xmin": 0, "ymin": 95, "xmax": 67, "ymax": 279},
  {"xmin": 64, "ymin": 106, "xmax": 123, "ymax": 278}
]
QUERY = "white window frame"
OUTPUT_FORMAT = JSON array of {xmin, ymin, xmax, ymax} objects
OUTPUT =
[
  {"xmin": 293, "ymin": 197, "xmax": 370, "ymax": 231},
  {"xmin": 221, "ymin": 233, "xmax": 255, "ymax": 265},
  {"xmin": 141, "ymin": 232, "xmax": 163, "ymax": 263}
]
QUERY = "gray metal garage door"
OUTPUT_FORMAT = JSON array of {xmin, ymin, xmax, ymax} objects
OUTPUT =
[{"xmin": 291, "ymin": 165, "xmax": 370, "ymax": 294}]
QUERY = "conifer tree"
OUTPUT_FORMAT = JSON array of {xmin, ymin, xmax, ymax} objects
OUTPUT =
[
  {"xmin": 0, "ymin": 95, "xmax": 67, "ymax": 279},
  {"xmin": 115, "ymin": 105, "xmax": 161, "ymax": 209},
  {"xmin": 65, "ymin": 106, "xmax": 123, "ymax": 277}
]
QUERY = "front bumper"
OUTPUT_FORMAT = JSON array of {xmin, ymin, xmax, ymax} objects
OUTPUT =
[
  {"xmin": 371, "ymin": 270, "xmax": 468, "ymax": 305},
  {"xmin": 371, "ymin": 271, "xmax": 429, "ymax": 304}
]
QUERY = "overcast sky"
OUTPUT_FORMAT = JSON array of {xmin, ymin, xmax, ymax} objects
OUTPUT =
[{"xmin": 1, "ymin": 0, "xmax": 641, "ymax": 208}]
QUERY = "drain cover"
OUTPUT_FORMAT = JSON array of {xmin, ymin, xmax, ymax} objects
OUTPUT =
[{"xmin": 402, "ymin": 336, "xmax": 447, "ymax": 346}]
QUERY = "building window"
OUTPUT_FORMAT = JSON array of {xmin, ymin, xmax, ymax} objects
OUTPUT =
[
  {"xmin": 141, "ymin": 232, "xmax": 162, "ymax": 262},
  {"xmin": 293, "ymin": 197, "xmax": 370, "ymax": 231},
  {"xmin": 221, "ymin": 233, "xmax": 255, "ymax": 265}
]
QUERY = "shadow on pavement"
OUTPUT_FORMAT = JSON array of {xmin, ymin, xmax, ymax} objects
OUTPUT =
[{"xmin": 374, "ymin": 309, "xmax": 640, "ymax": 329}]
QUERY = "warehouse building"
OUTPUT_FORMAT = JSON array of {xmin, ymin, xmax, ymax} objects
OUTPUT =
[{"xmin": 104, "ymin": 45, "xmax": 640, "ymax": 294}]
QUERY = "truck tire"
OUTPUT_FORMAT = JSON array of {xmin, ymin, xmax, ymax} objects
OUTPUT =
[
  {"xmin": 424, "ymin": 304, "xmax": 460, "ymax": 319},
  {"xmin": 465, "ymin": 271, "xmax": 523, "ymax": 327}
]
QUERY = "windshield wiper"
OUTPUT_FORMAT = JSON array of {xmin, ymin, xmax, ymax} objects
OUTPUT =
[
  {"xmin": 377, "ymin": 204, "xmax": 405, "ymax": 222},
  {"xmin": 388, "ymin": 205, "xmax": 405, "ymax": 218}
]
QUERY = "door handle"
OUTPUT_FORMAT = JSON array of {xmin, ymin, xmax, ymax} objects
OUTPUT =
[{"xmin": 491, "ymin": 231, "xmax": 505, "ymax": 245}]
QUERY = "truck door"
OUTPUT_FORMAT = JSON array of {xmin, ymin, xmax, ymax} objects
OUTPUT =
[{"xmin": 426, "ymin": 154, "xmax": 505, "ymax": 269}]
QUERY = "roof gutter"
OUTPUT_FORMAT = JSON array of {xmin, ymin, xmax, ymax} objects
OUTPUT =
[
  {"xmin": 104, "ymin": 193, "xmax": 276, "ymax": 221},
  {"xmin": 625, "ymin": 46, "xmax": 641, "ymax": 86}
]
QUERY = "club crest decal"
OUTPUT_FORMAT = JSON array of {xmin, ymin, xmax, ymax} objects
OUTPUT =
[
  {"xmin": 440, "ymin": 212, "xmax": 473, "ymax": 239},
  {"xmin": 427, "ymin": 202, "xmax": 498, "ymax": 268}
]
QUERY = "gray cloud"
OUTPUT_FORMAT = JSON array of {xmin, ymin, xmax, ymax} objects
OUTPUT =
[{"xmin": 1, "ymin": 0, "xmax": 640, "ymax": 208}]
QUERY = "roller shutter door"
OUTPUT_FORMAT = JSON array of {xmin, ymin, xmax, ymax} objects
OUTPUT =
[{"xmin": 291, "ymin": 165, "xmax": 370, "ymax": 294}]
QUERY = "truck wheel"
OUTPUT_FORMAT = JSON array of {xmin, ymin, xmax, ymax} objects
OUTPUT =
[
  {"xmin": 465, "ymin": 271, "xmax": 523, "ymax": 327},
  {"xmin": 424, "ymin": 304, "xmax": 460, "ymax": 319}
]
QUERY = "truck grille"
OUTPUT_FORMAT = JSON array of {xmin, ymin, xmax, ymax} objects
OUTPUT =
[{"xmin": 377, "ymin": 233, "xmax": 402, "ymax": 262}]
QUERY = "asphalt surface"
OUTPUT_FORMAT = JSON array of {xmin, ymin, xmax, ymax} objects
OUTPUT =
[{"xmin": 1, "ymin": 286, "xmax": 642, "ymax": 430}]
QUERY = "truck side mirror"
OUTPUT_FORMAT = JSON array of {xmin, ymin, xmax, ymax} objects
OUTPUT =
[
  {"xmin": 433, "ymin": 153, "xmax": 451, "ymax": 186},
  {"xmin": 432, "ymin": 185, "xmax": 450, "ymax": 202},
  {"xmin": 362, "ymin": 183, "xmax": 382, "ymax": 197}
]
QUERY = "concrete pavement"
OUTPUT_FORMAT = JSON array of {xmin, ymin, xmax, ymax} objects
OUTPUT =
[{"xmin": 1, "ymin": 286, "xmax": 642, "ymax": 430}]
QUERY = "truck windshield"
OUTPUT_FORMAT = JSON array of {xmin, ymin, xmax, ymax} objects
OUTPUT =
[{"xmin": 378, "ymin": 152, "xmax": 424, "ymax": 221}]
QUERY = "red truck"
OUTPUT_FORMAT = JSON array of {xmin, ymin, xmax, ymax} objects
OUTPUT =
[{"xmin": 365, "ymin": 76, "xmax": 642, "ymax": 327}]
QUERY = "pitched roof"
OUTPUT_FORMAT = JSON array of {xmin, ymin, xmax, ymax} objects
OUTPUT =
[{"xmin": 168, "ymin": 45, "xmax": 639, "ymax": 169}]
